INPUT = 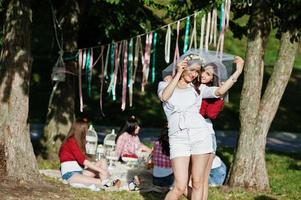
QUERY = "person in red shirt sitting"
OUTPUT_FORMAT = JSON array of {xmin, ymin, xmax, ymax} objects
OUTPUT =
[{"xmin": 59, "ymin": 118, "xmax": 110, "ymax": 186}]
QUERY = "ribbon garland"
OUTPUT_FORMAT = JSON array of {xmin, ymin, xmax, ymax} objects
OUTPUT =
[
  {"xmin": 151, "ymin": 32, "xmax": 157, "ymax": 83},
  {"xmin": 56, "ymin": 7, "xmax": 232, "ymax": 112},
  {"xmin": 183, "ymin": 16, "xmax": 190, "ymax": 53}
]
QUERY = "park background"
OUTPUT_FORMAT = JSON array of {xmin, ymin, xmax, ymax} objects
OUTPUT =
[{"xmin": 1, "ymin": 0, "xmax": 301, "ymax": 199}]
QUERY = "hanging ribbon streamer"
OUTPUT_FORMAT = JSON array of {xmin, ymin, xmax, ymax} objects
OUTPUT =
[
  {"xmin": 84, "ymin": 49, "xmax": 90, "ymax": 96},
  {"xmin": 99, "ymin": 46, "xmax": 105, "ymax": 117},
  {"xmin": 172, "ymin": 21, "xmax": 181, "ymax": 75},
  {"xmin": 151, "ymin": 32, "xmax": 157, "ymax": 83},
  {"xmin": 164, "ymin": 25, "xmax": 171, "ymax": 63},
  {"xmin": 142, "ymin": 32, "xmax": 153, "ymax": 93},
  {"xmin": 199, "ymin": 15, "xmax": 206, "ymax": 50},
  {"xmin": 118, "ymin": 42, "xmax": 124, "ymax": 85},
  {"xmin": 209, "ymin": 10, "xmax": 214, "ymax": 45},
  {"xmin": 133, "ymin": 36, "xmax": 141, "ymax": 84},
  {"xmin": 127, "ymin": 38, "xmax": 134, "ymax": 107},
  {"xmin": 216, "ymin": 0, "xmax": 231, "ymax": 57},
  {"xmin": 213, "ymin": 9, "xmax": 218, "ymax": 47},
  {"xmin": 121, "ymin": 40, "xmax": 128, "ymax": 111},
  {"xmin": 225, "ymin": 0, "xmax": 231, "ymax": 29},
  {"xmin": 107, "ymin": 43, "xmax": 116, "ymax": 96},
  {"xmin": 189, "ymin": 12, "xmax": 197, "ymax": 50},
  {"xmin": 88, "ymin": 48, "xmax": 93, "ymax": 97},
  {"xmin": 247, "ymin": 0, "xmax": 252, "ymax": 6},
  {"xmin": 216, "ymin": 18, "xmax": 225, "ymax": 57},
  {"xmin": 78, "ymin": 49, "xmax": 84, "ymax": 112},
  {"xmin": 104, "ymin": 44, "xmax": 110, "ymax": 79},
  {"xmin": 183, "ymin": 16, "xmax": 190, "ymax": 53},
  {"xmin": 205, "ymin": 12, "xmax": 211, "ymax": 51},
  {"xmin": 112, "ymin": 42, "xmax": 121, "ymax": 101},
  {"xmin": 220, "ymin": 1, "xmax": 225, "ymax": 32}
]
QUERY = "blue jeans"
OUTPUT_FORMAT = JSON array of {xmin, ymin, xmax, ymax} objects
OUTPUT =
[
  {"xmin": 209, "ymin": 162, "xmax": 227, "ymax": 186},
  {"xmin": 62, "ymin": 171, "xmax": 82, "ymax": 181},
  {"xmin": 153, "ymin": 173, "xmax": 174, "ymax": 187}
]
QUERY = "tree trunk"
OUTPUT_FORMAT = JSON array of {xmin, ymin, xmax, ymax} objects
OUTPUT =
[
  {"xmin": 43, "ymin": 0, "xmax": 80, "ymax": 159},
  {"xmin": 0, "ymin": 0, "xmax": 40, "ymax": 181},
  {"xmin": 227, "ymin": 0, "xmax": 270, "ymax": 190},
  {"xmin": 227, "ymin": 1, "xmax": 299, "ymax": 191}
]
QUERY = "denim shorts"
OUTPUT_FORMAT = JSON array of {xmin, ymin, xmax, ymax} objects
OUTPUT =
[
  {"xmin": 62, "ymin": 171, "xmax": 83, "ymax": 181},
  {"xmin": 209, "ymin": 162, "xmax": 227, "ymax": 186},
  {"xmin": 153, "ymin": 173, "xmax": 174, "ymax": 187},
  {"xmin": 169, "ymin": 129, "xmax": 214, "ymax": 159}
]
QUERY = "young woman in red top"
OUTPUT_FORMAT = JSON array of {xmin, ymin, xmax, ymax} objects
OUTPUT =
[{"xmin": 59, "ymin": 118, "xmax": 110, "ymax": 186}]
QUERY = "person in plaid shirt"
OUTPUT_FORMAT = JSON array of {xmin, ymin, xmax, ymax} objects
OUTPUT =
[
  {"xmin": 115, "ymin": 116, "xmax": 152, "ymax": 160},
  {"xmin": 152, "ymin": 124, "xmax": 174, "ymax": 187}
]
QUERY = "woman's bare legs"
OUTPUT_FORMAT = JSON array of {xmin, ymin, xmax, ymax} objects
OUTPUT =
[
  {"xmin": 82, "ymin": 159, "xmax": 109, "ymax": 181},
  {"xmin": 190, "ymin": 153, "xmax": 212, "ymax": 200},
  {"xmin": 68, "ymin": 173, "xmax": 102, "ymax": 186},
  {"xmin": 164, "ymin": 156, "xmax": 190, "ymax": 200},
  {"xmin": 203, "ymin": 154, "xmax": 215, "ymax": 199}
]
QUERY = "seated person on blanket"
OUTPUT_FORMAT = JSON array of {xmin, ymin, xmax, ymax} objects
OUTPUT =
[
  {"xmin": 59, "ymin": 118, "xmax": 115, "ymax": 187},
  {"xmin": 209, "ymin": 155, "xmax": 227, "ymax": 186},
  {"xmin": 152, "ymin": 123, "xmax": 173, "ymax": 188},
  {"xmin": 115, "ymin": 115, "xmax": 152, "ymax": 161}
]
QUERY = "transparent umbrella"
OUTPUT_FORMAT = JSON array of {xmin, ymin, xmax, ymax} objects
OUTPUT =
[{"xmin": 161, "ymin": 49, "xmax": 235, "ymax": 81}]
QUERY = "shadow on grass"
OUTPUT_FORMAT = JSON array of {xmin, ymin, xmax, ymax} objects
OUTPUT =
[{"xmin": 254, "ymin": 195, "xmax": 278, "ymax": 200}]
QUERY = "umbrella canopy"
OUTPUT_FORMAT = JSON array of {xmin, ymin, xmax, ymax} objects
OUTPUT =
[{"xmin": 161, "ymin": 49, "xmax": 235, "ymax": 81}]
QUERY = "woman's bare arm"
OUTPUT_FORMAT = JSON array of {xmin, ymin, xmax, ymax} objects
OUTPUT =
[
  {"xmin": 161, "ymin": 60, "xmax": 188, "ymax": 101},
  {"xmin": 215, "ymin": 56, "xmax": 244, "ymax": 97}
]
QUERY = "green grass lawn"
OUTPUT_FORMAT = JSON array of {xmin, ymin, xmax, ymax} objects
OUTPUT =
[{"xmin": 40, "ymin": 148, "xmax": 301, "ymax": 200}]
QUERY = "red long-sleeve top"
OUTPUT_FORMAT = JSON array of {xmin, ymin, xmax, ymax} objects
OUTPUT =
[
  {"xmin": 59, "ymin": 137, "xmax": 87, "ymax": 166},
  {"xmin": 200, "ymin": 98, "xmax": 224, "ymax": 119}
]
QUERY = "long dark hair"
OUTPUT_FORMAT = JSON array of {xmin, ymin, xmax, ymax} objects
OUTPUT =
[
  {"xmin": 191, "ymin": 67, "xmax": 204, "ymax": 95},
  {"xmin": 204, "ymin": 62, "xmax": 220, "ymax": 87},
  {"xmin": 159, "ymin": 123, "xmax": 170, "ymax": 157},
  {"xmin": 62, "ymin": 118, "xmax": 89, "ymax": 154},
  {"xmin": 116, "ymin": 116, "xmax": 139, "ymax": 141}
]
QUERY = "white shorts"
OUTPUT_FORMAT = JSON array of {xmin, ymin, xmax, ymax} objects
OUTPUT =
[{"xmin": 169, "ymin": 129, "xmax": 214, "ymax": 159}]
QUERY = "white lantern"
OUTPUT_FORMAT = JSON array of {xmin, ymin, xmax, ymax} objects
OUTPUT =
[
  {"xmin": 86, "ymin": 125, "xmax": 98, "ymax": 155},
  {"xmin": 103, "ymin": 129, "xmax": 117, "ymax": 149},
  {"xmin": 103, "ymin": 129, "xmax": 118, "ymax": 166}
]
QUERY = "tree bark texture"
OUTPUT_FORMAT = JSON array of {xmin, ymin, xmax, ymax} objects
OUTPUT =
[
  {"xmin": 43, "ymin": 0, "xmax": 80, "ymax": 159},
  {"xmin": 0, "ymin": 0, "xmax": 40, "ymax": 181},
  {"xmin": 227, "ymin": 1, "xmax": 299, "ymax": 191}
]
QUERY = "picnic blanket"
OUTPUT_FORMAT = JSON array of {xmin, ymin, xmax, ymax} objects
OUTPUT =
[{"xmin": 39, "ymin": 163, "xmax": 169, "ymax": 193}]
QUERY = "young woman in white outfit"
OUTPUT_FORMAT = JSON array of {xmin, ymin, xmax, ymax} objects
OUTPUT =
[{"xmin": 158, "ymin": 51, "xmax": 244, "ymax": 200}]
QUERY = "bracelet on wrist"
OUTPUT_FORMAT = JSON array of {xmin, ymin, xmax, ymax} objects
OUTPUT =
[{"xmin": 231, "ymin": 76, "xmax": 237, "ymax": 82}]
